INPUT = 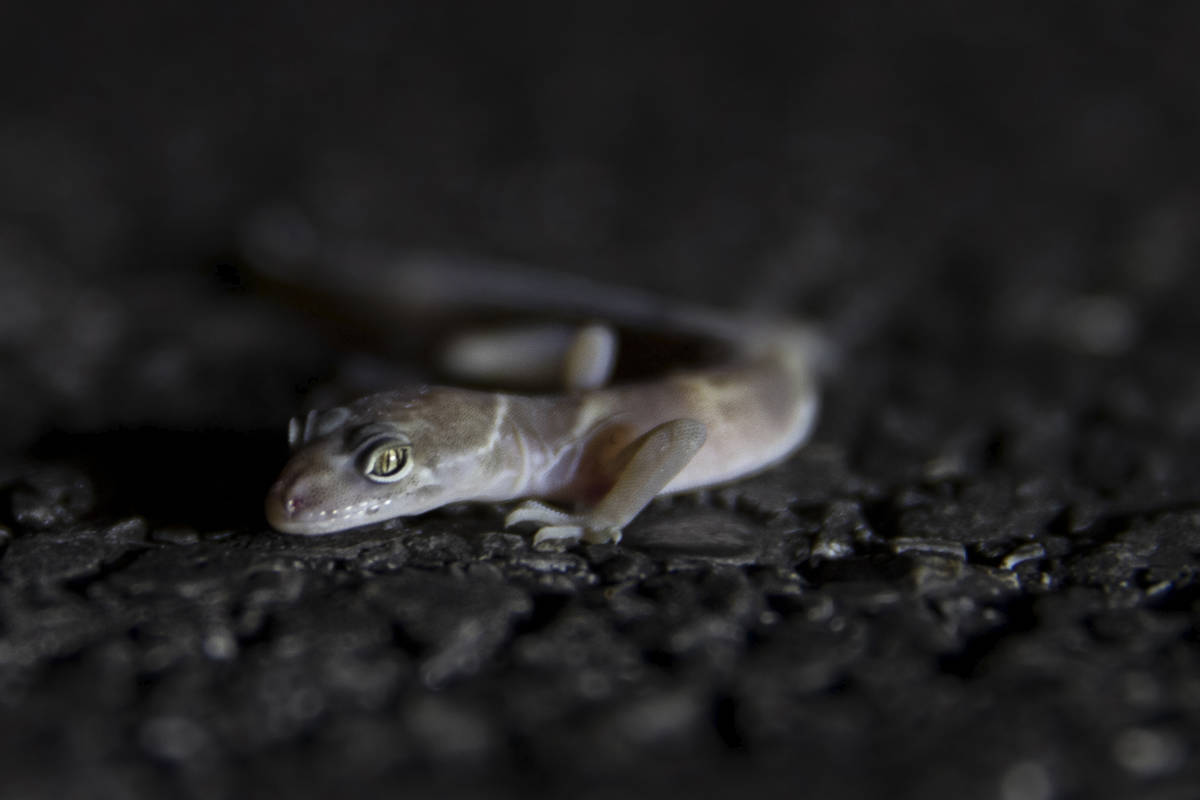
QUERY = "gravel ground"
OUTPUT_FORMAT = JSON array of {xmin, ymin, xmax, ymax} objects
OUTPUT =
[{"xmin": 2, "ymin": 4, "xmax": 1200, "ymax": 799}]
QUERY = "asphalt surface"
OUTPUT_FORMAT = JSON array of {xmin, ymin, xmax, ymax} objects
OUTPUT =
[{"xmin": 2, "ymin": 4, "xmax": 1200, "ymax": 799}]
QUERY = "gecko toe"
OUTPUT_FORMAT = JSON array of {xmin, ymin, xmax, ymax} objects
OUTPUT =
[
  {"xmin": 506, "ymin": 500, "xmax": 576, "ymax": 529},
  {"xmin": 532, "ymin": 525, "xmax": 586, "ymax": 548}
]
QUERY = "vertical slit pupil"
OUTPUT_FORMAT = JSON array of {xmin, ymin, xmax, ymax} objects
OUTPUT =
[{"xmin": 373, "ymin": 446, "xmax": 407, "ymax": 476}]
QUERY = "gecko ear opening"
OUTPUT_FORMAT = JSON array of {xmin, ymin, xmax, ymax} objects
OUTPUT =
[{"xmin": 360, "ymin": 440, "xmax": 413, "ymax": 483}]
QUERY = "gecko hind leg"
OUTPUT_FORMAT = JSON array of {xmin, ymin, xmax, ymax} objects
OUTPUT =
[
  {"xmin": 562, "ymin": 323, "xmax": 617, "ymax": 392},
  {"xmin": 506, "ymin": 418, "xmax": 707, "ymax": 547},
  {"xmin": 438, "ymin": 322, "xmax": 616, "ymax": 392}
]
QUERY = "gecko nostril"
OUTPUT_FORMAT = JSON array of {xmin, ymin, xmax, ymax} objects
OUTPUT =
[
  {"xmin": 267, "ymin": 476, "xmax": 305, "ymax": 519},
  {"xmin": 278, "ymin": 481, "xmax": 309, "ymax": 516},
  {"xmin": 264, "ymin": 474, "xmax": 320, "ymax": 532}
]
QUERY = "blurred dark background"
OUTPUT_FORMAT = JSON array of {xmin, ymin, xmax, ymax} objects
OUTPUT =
[
  {"xmin": 3, "ymin": 1, "xmax": 1197, "ymax": 447},
  {"xmin": 4, "ymin": 3, "xmax": 1196, "ymax": 277},
  {"xmin": 1, "ymin": 3, "xmax": 1200, "ymax": 799}
]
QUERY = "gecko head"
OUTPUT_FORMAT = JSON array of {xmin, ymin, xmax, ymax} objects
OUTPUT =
[{"xmin": 265, "ymin": 394, "xmax": 490, "ymax": 535}]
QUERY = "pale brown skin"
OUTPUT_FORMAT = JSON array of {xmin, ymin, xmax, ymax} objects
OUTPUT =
[{"xmin": 266, "ymin": 323, "xmax": 822, "ymax": 545}]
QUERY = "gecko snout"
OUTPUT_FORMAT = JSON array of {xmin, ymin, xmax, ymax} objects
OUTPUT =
[{"xmin": 265, "ymin": 474, "xmax": 311, "ymax": 532}]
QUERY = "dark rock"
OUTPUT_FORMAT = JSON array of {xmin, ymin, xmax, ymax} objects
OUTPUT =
[
  {"xmin": 586, "ymin": 544, "xmax": 657, "ymax": 584},
  {"xmin": 10, "ymin": 467, "xmax": 95, "ymax": 530},
  {"xmin": 364, "ymin": 571, "xmax": 532, "ymax": 687},
  {"xmin": 402, "ymin": 531, "xmax": 475, "ymax": 568}
]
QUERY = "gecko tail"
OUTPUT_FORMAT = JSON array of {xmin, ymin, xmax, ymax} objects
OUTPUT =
[{"xmin": 240, "ymin": 209, "xmax": 833, "ymax": 370}]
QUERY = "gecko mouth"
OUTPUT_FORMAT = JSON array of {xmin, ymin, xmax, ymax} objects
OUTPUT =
[{"xmin": 264, "ymin": 477, "xmax": 395, "ymax": 535}]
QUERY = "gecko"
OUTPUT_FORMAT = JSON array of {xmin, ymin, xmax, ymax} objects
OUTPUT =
[{"xmin": 261, "ymin": 248, "xmax": 826, "ymax": 546}]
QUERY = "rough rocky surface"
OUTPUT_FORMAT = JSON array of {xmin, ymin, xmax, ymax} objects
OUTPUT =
[{"xmin": 2, "ymin": 4, "xmax": 1200, "ymax": 799}]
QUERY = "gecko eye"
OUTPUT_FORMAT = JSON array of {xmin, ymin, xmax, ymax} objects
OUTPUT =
[{"xmin": 360, "ymin": 440, "xmax": 413, "ymax": 483}]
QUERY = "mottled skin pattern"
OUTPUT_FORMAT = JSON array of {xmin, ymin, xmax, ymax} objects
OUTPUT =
[{"xmin": 266, "ymin": 321, "xmax": 822, "ymax": 545}]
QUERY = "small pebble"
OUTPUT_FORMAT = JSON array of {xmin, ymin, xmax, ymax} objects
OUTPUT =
[
  {"xmin": 811, "ymin": 529, "xmax": 854, "ymax": 560},
  {"xmin": 891, "ymin": 537, "xmax": 966, "ymax": 561},
  {"xmin": 1001, "ymin": 542, "xmax": 1046, "ymax": 571},
  {"xmin": 11, "ymin": 467, "xmax": 95, "ymax": 530},
  {"xmin": 151, "ymin": 526, "xmax": 200, "ymax": 546}
]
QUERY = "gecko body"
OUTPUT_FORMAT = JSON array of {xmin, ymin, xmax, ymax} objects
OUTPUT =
[{"xmin": 262, "ymin": 254, "xmax": 824, "ymax": 545}]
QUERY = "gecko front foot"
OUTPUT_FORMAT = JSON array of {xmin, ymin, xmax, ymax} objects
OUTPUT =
[
  {"xmin": 505, "ymin": 500, "xmax": 574, "ymax": 529},
  {"xmin": 531, "ymin": 524, "xmax": 622, "ymax": 547},
  {"xmin": 505, "ymin": 500, "xmax": 622, "ymax": 547}
]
